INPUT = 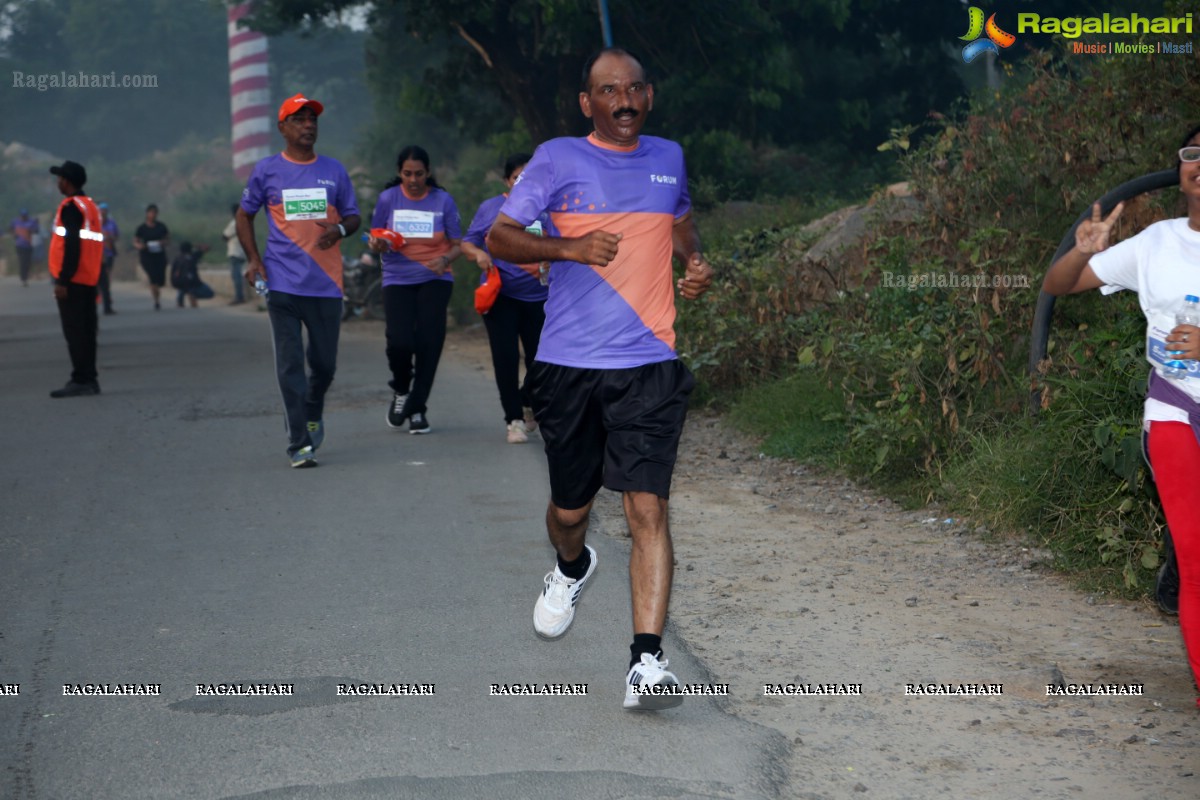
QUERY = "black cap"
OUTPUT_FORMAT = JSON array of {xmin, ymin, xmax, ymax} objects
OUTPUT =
[{"xmin": 49, "ymin": 160, "xmax": 87, "ymax": 189}]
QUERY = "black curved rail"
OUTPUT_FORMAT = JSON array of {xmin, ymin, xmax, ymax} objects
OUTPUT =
[{"xmin": 1027, "ymin": 169, "xmax": 1180, "ymax": 412}]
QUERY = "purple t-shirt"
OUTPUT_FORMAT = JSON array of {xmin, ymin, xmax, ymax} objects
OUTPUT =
[
  {"xmin": 11, "ymin": 216, "xmax": 38, "ymax": 250},
  {"xmin": 464, "ymin": 194, "xmax": 548, "ymax": 303},
  {"xmin": 370, "ymin": 186, "xmax": 460, "ymax": 286},
  {"xmin": 241, "ymin": 152, "xmax": 359, "ymax": 298},
  {"xmin": 499, "ymin": 134, "xmax": 691, "ymax": 369},
  {"xmin": 102, "ymin": 218, "xmax": 119, "ymax": 257}
]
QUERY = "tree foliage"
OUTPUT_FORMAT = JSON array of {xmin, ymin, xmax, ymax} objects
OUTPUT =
[{"xmin": 249, "ymin": 0, "xmax": 980, "ymax": 198}]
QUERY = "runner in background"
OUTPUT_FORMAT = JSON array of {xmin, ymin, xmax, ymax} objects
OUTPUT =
[
  {"xmin": 238, "ymin": 93, "xmax": 361, "ymax": 468},
  {"xmin": 460, "ymin": 153, "xmax": 547, "ymax": 443},
  {"xmin": 9, "ymin": 208, "xmax": 40, "ymax": 287},
  {"xmin": 98, "ymin": 203, "xmax": 118, "ymax": 315},
  {"xmin": 367, "ymin": 145, "xmax": 461, "ymax": 435},
  {"xmin": 134, "ymin": 204, "xmax": 169, "ymax": 310}
]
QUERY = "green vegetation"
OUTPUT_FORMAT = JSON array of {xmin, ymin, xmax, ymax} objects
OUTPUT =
[{"xmin": 681, "ymin": 35, "xmax": 1198, "ymax": 597}]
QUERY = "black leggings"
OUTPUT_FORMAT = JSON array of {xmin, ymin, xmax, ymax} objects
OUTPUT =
[
  {"xmin": 483, "ymin": 293, "xmax": 545, "ymax": 422},
  {"xmin": 383, "ymin": 280, "xmax": 453, "ymax": 414}
]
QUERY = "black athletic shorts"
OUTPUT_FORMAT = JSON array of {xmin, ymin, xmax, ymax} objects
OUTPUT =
[{"xmin": 530, "ymin": 359, "xmax": 695, "ymax": 510}]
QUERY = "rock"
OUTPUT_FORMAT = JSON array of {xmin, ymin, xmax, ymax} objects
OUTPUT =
[{"xmin": 904, "ymin": 597, "xmax": 918, "ymax": 607}]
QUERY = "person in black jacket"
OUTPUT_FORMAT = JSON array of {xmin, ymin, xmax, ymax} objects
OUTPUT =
[{"xmin": 47, "ymin": 160, "xmax": 103, "ymax": 398}]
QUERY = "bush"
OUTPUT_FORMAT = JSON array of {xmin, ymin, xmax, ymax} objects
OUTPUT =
[{"xmin": 677, "ymin": 41, "xmax": 1200, "ymax": 595}]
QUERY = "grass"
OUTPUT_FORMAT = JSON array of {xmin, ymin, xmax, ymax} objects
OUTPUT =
[{"xmin": 727, "ymin": 370, "xmax": 846, "ymax": 467}]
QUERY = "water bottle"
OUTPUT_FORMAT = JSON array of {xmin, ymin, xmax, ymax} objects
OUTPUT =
[
  {"xmin": 254, "ymin": 277, "xmax": 268, "ymax": 297},
  {"xmin": 1165, "ymin": 294, "xmax": 1200, "ymax": 379}
]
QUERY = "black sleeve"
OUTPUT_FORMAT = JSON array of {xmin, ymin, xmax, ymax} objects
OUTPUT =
[{"xmin": 57, "ymin": 202, "xmax": 84, "ymax": 285}]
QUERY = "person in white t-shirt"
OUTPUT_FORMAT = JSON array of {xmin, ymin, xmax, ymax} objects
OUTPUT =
[
  {"xmin": 1043, "ymin": 123, "xmax": 1200, "ymax": 708},
  {"xmin": 223, "ymin": 203, "xmax": 247, "ymax": 305}
]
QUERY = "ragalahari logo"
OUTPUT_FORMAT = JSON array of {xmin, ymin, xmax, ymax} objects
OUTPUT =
[{"xmin": 960, "ymin": 7, "xmax": 1016, "ymax": 63}]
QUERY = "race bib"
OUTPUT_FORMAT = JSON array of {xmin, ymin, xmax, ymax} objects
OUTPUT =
[
  {"xmin": 1146, "ymin": 312, "xmax": 1199, "ymax": 377},
  {"xmin": 392, "ymin": 210, "xmax": 435, "ymax": 239},
  {"xmin": 147, "ymin": 240, "xmax": 163, "ymax": 253},
  {"xmin": 282, "ymin": 188, "xmax": 328, "ymax": 221}
]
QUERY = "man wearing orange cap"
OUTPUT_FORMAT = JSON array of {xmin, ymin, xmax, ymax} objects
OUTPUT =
[{"xmin": 236, "ymin": 94, "xmax": 361, "ymax": 467}]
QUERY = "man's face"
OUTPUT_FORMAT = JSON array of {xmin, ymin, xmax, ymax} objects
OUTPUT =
[
  {"xmin": 278, "ymin": 108, "xmax": 319, "ymax": 149},
  {"xmin": 56, "ymin": 176, "xmax": 72, "ymax": 197},
  {"xmin": 580, "ymin": 53, "xmax": 653, "ymax": 147}
]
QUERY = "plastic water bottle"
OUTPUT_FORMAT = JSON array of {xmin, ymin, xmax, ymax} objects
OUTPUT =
[
  {"xmin": 254, "ymin": 277, "xmax": 268, "ymax": 297},
  {"xmin": 1165, "ymin": 294, "xmax": 1200, "ymax": 379}
]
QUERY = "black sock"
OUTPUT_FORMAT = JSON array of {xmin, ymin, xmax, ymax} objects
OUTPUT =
[
  {"xmin": 630, "ymin": 634, "xmax": 662, "ymax": 668},
  {"xmin": 557, "ymin": 546, "xmax": 591, "ymax": 581}
]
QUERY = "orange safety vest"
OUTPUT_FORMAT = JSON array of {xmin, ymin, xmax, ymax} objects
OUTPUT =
[{"xmin": 49, "ymin": 195, "xmax": 104, "ymax": 285}]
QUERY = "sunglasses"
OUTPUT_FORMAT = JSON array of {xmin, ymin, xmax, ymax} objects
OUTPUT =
[{"xmin": 1180, "ymin": 146, "xmax": 1200, "ymax": 163}]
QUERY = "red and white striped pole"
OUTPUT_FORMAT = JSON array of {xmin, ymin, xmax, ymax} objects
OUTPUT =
[{"xmin": 227, "ymin": 1, "xmax": 271, "ymax": 179}]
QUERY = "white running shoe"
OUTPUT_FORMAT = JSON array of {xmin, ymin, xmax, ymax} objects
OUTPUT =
[
  {"xmin": 623, "ymin": 652, "xmax": 683, "ymax": 710},
  {"xmin": 533, "ymin": 544, "xmax": 597, "ymax": 639},
  {"xmin": 507, "ymin": 419, "xmax": 529, "ymax": 444},
  {"xmin": 523, "ymin": 406, "xmax": 538, "ymax": 433}
]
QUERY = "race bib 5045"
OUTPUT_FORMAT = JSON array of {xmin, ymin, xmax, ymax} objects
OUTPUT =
[{"xmin": 282, "ymin": 188, "xmax": 328, "ymax": 221}]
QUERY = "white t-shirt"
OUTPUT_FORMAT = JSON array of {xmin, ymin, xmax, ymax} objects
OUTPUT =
[
  {"xmin": 223, "ymin": 218, "xmax": 245, "ymax": 260},
  {"xmin": 1089, "ymin": 217, "xmax": 1200, "ymax": 423}
]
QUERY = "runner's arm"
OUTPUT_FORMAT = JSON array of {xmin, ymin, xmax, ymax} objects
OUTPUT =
[
  {"xmin": 235, "ymin": 207, "xmax": 264, "ymax": 285},
  {"xmin": 672, "ymin": 212, "xmax": 713, "ymax": 300},
  {"xmin": 487, "ymin": 213, "xmax": 620, "ymax": 266}
]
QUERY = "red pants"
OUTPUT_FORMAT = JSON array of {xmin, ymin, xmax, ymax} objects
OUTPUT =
[{"xmin": 1147, "ymin": 421, "xmax": 1200, "ymax": 695}]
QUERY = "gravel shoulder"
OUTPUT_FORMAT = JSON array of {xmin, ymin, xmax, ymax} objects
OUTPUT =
[{"xmin": 446, "ymin": 323, "xmax": 1198, "ymax": 799}]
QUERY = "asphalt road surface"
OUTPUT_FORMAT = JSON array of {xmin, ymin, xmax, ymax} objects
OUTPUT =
[{"xmin": 0, "ymin": 277, "xmax": 789, "ymax": 800}]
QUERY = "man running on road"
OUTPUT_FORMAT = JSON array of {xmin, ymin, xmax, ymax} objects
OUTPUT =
[{"xmin": 487, "ymin": 47, "xmax": 714, "ymax": 710}]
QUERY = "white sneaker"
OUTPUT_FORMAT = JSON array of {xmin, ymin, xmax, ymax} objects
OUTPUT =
[
  {"xmin": 623, "ymin": 652, "xmax": 683, "ymax": 710},
  {"xmin": 507, "ymin": 419, "xmax": 529, "ymax": 444},
  {"xmin": 533, "ymin": 545, "xmax": 597, "ymax": 639},
  {"xmin": 523, "ymin": 406, "xmax": 538, "ymax": 433}
]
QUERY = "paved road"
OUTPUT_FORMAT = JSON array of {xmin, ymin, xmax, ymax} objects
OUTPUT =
[{"xmin": 0, "ymin": 277, "xmax": 789, "ymax": 800}]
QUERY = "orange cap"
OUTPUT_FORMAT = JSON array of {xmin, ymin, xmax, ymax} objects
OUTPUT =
[{"xmin": 278, "ymin": 93, "xmax": 324, "ymax": 122}]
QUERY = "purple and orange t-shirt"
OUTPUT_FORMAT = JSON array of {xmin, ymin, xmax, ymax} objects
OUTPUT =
[
  {"xmin": 499, "ymin": 133, "xmax": 691, "ymax": 369},
  {"xmin": 241, "ymin": 152, "xmax": 358, "ymax": 298},
  {"xmin": 101, "ymin": 218, "xmax": 119, "ymax": 257},
  {"xmin": 464, "ymin": 194, "xmax": 549, "ymax": 303},
  {"xmin": 11, "ymin": 216, "xmax": 38, "ymax": 250},
  {"xmin": 370, "ymin": 186, "xmax": 460, "ymax": 287}
]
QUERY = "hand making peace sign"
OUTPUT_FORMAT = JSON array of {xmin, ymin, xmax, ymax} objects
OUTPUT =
[{"xmin": 1074, "ymin": 201, "xmax": 1125, "ymax": 256}]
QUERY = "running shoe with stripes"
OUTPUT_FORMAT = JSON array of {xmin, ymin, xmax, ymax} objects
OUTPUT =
[
  {"xmin": 623, "ymin": 651, "xmax": 683, "ymax": 710},
  {"xmin": 386, "ymin": 392, "xmax": 409, "ymax": 429},
  {"xmin": 533, "ymin": 544, "xmax": 597, "ymax": 639}
]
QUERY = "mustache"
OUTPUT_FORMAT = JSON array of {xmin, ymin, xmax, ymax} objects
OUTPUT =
[{"xmin": 613, "ymin": 107, "xmax": 638, "ymax": 118}]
